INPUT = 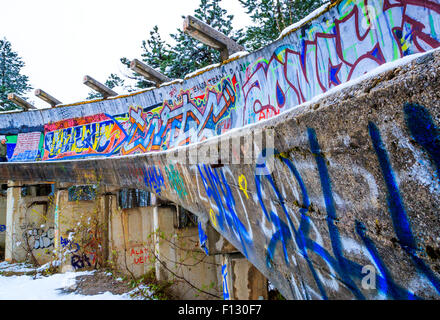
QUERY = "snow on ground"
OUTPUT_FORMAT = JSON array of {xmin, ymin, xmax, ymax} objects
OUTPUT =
[{"xmin": 0, "ymin": 262, "xmax": 136, "ymax": 300}]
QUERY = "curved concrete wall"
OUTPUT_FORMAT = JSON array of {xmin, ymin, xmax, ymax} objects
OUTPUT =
[
  {"xmin": 0, "ymin": 0, "xmax": 439, "ymax": 160},
  {"xmin": 1, "ymin": 0, "xmax": 440, "ymax": 299}
]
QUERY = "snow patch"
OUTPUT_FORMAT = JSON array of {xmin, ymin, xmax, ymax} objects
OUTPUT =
[
  {"xmin": 228, "ymin": 51, "xmax": 249, "ymax": 60},
  {"xmin": 184, "ymin": 63, "xmax": 221, "ymax": 79},
  {"xmin": 277, "ymin": 2, "xmax": 331, "ymax": 40}
]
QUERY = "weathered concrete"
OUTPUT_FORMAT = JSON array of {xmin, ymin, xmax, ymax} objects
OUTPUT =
[
  {"xmin": 0, "ymin": 189, "xmax": 6, "ymax": 258},
  {"xmin": 0, "ymin": 0, "xmax": 439, "ymax": 300},
  {"xmin": 1, "ymin": 49, "xmax": 439, "ymax": 299},
  {"xmin": 4, "ymin": 182, "xmax": 55, "ymax": 265},
  {"xmin": 153, "ymin": 203, "xmax": 221, "ymax": 299},
  {"xmin": 222, "ymin": 253, "xmax": 268, "ymax": 300}
]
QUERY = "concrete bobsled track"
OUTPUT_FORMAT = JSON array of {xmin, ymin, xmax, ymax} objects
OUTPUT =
[{"xmin": 1, "ymin": 0, "xmax": 440, "ymax": 299}]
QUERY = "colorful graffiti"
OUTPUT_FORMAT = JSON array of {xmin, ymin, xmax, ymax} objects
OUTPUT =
[
  {"xmin": 43, "ymin": 113, "xmax": 127, "ymax": 160},
  {"xmin": 165, "ymin": 164, "xmax": 188, "ymax": 199},
  {"xmin": 241, "ymin": 0, "xmax": 440, "ymax": 122},
  {"xmin": 10, "ymin": 132, "xmax": 42, "ymax": 162},
  {"xmin": 190, "ymin": 101, "xmax": 440, "ymax": 300},
  {"xmin": 198, "ymin": 222, "xmax": 209, "ymax": 255},
  {"xmin": 0, "ymin": 0, "xmax": 439, "ymax": 301},
  {"xmin": 0, "ymin": 0, "xmax": 437, "ymax": 163},
  {"xmin": 144, "ymin": 165, "xmax": 166, "ymax": 195}
]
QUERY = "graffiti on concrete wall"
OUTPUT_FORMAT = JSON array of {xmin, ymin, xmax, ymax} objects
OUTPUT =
[
  {"xmin": 165, "ymin": 164, "xmax": 188, "ymax": 199},
  {"xmin": 241, "ymin": 0, "xmax": 440, "ymax": 122},
  {"xmin": 0, "ymin": 0, "xmax": 439, "ymax": 301},
  {"xmin": 43, "ymin": 113, "xmax": 128, "ymax": 160},
  {"xmin": 60, "ymin": 236, "xmax": 80, "ymax": 253},
  {"xmin": 9, "ymin": 132, "xmax": 42, "ymax": 162},
  {"xmin": 188, "ymin": 102, "xmax": 440, "ymax": 300},
  {"xmin": 144, "ymin": 165, "xmax": 166, "ymax": 196},
  {"xmin": 198, "ymin": 222, "xmax": 209, "ymax": 255},
  {"xmin": 0, "ymin": 0, "xmax": 438, "ymax": 162},
  {"xmin": 130, "ymin": 247, "xmax": 151, "ymax": 265},
  {"xmin": 21, "ymin": 225, "xmax": 55, "ymax": 250},
  {"xmin": 71, "ymin": 253, "xmax": 91, "ymax": 270},
  {"xmin": 10, "ymin": 0, "xmax": 426, "ymax": 161},
  {"xmin": 222, "ymin": 264, "xmax": 230, "ymax": 300}
]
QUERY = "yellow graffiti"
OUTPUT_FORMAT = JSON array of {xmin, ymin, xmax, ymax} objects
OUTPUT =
[
  {"xmin": 238, "ymin": 174, "xmax": 249, "ymax": 199},
  {"xmin": 31, "ymin": 208, "xmax": 48, "ymax": 222},
  {"xmin": 209, "ymin": 208, "xmax": 218, "ymax": 228}
]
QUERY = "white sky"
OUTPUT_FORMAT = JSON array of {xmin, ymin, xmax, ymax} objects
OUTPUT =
[{"xmin": 0, "ymin": 0, "xmax": 253, "ymax": 109}]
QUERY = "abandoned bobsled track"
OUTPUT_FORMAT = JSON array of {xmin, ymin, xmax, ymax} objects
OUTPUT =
[{"xmin": 1, "ymin": 0, "xmax": 440, "ymax": 300}]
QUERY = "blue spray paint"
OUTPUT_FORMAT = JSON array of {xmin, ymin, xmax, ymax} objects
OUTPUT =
[
  {"xmin": 255, "ymin": 149, "xmax": 328, "ymax": 299},
  {"xmin": 143, "ymin": 165, "xmax": 165, "ymax": 195},
  {"xmin": 368, "ymin": 121, "xmax": 440, "ymax": 294},
  {"xmin": 308, "ymin": 127, "xmax": 365, "ymax": 300},
  {"xmin": 197, "ymin": 164, "xmax": 252, "ymax": 258},
  {"xmin": 198, "ymin": 222, "xmax": 209, "ymax": 255},
  {"xmin": 222, "ymin": 264, "xmax": 230, "ymax": 300},
  {"xmin": 355, "ymin": 220, "xmax": 419, "ymax": 300},
  {"xmin": 404, "ymin": 103, "xmax": 440, "ymax": 179}
]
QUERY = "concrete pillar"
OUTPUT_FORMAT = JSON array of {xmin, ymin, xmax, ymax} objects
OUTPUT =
[
  {"xmin": 5, "ymin": 181, "xmax": 20, "ymax": 262},
  {"xmin": 108, "ymin": 193, "xmax": 156, "ymax": 278},
  {"xmin": 153, "ymin": 201, "xmax": 176, "ymax": 282},
  {"xmin": 151, "ymin": 197, "xmax": 221, "ymax": 299},
  {"xmin": 52, "ymin": 186, "xmax": 64, "ymax": 262},
  {"xmin": 222, "ymin": 253, "xmax": 268, "ymax": 300},
  {"xmin": 54, "ymin": 182, "xmax": 109, "ymax": 272},
  {"xmin": 198, "ymin": 219, "xmax": 239, "ymax": 255}
]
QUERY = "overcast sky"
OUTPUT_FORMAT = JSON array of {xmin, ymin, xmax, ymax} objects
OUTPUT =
[{"xmin": 0, "ymin": 0, "xmax": 253, "ymax": 109}]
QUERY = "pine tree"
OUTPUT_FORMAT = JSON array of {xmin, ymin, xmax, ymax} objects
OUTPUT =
[
  {"xmin": 0, "ymin": 38, "xmax": 32, "ymax": 111},
  {"xmin": 118, "ymin": 0, "xmax": 243, "ymax": 87},
  {"xmin": 239, "ymin": 0, "xmax": 326, "ymax": 50},
  {"xmin": 86, "ymin": 73, "xmax": 129, "ymax": 100},
  {"xmin": 167, "ymin": 0, "xmax": 243, "ymax": 79},
  {"xmin": 122, "ymin": 25, "xmax": 175, "ymax": 90}
]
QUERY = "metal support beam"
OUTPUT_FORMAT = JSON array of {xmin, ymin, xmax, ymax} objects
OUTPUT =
[
  {"xmin": 34, "ymin": 89, "xmax": 62, "ymax": 107},
  {"xmin": 7, "ymin": 93, "xmax": 37, "ymax": 110},
  {"xmin": 130, "ymin": 59, "xmax": 171, "ymax": 86},
  {"xmin": 83, "ymin": 75, "xmax": 118, "ymax": 98},
  {"xmin": 183, "ymin": 15, "xmax": 245, "ymax": 61}
]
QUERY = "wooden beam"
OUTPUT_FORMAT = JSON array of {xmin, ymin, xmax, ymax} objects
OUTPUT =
[
  {"xmin": 130, "ymin": 59, "xmax": 171, "ymax": 86},
  {"xmin": 183, "ymin": 15, "xmax": 245, "ymax": 61},
  {"xmin": 7, "ymin": 93, "xmax": 37, "ymax": 110},
  {"xmin": 82, "ymin": 75, "xmax": 118, "ymax": 98},
  {"xmin": 34, "ymin": 89, "xmax": 62, "ymax": 107}
]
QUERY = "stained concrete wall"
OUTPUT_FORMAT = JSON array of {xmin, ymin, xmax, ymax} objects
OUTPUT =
[
  {"xmin": 0, "ymin": 193, "xmax": 6, "ymax": 258},
  {"xmin": 2, "ymin": 49, "xmax": 439, "ymax": 300},
  {"xmin": 152, "ymin": 204, "xmax": 221, "ymax": 299},
  {"xmin": 54, "ymin": 187, "xmax": 108, "ymax": 271},
  {"xmin": 0, "ymin": 0, "xmax": 439, "ymax": 300},
  {"xmin": 109, "ymin": 203, "xmax": 156, "ymax": 277},
  {"xmin": 4, "ymin": 183, "xmax": 55, "ymax": 265}
]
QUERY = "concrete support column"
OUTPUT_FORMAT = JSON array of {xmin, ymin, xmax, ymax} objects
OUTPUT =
[
  {"xmin": 152, "ymin": 200, "xmax": 176, "ymax": 282},
  {"xmin": 198, "ymin": 219, "xmax": 239, "ymax": 256},
  {"xmin": 98, "ymin": 188, "xmax": 114, "ymax": 266},
  {"xmin": 52, "ymin": 186, "xmax": 64, "ymax": 261},
  {"xmin": 222, "ymin": 253, "xmax": 268, "ymax": 300},
  {"xmin": 5, "ymin": 181, "xmax": 21, "ymax": 262}
]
